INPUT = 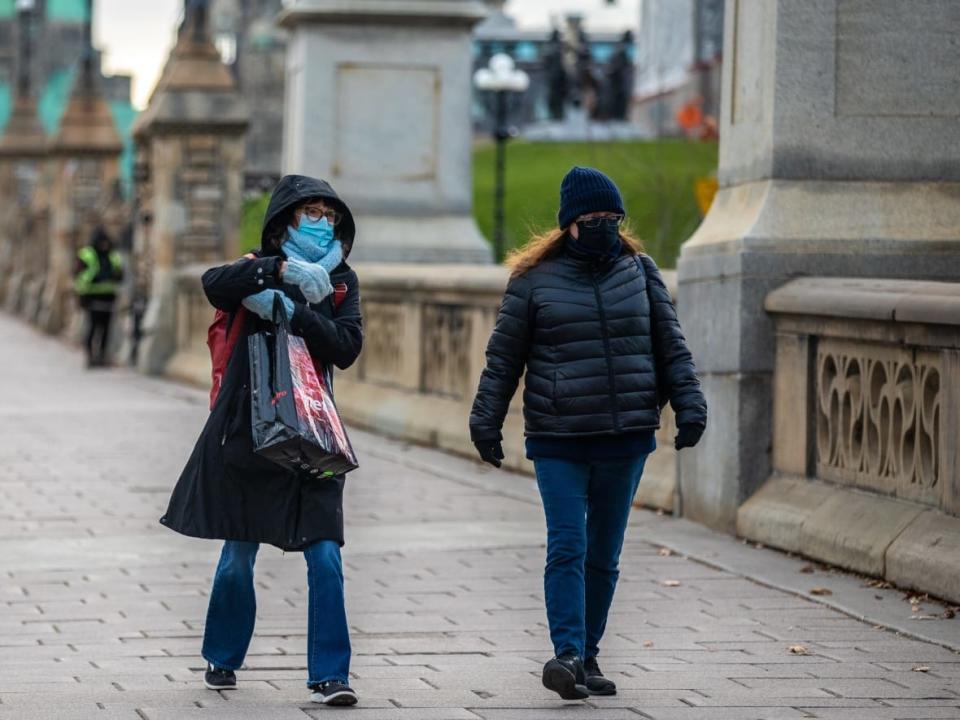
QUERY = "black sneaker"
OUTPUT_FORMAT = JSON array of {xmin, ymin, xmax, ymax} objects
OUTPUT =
[
  {"xmin": 542, "ymin": 653, "xmax": 589, "ymax": 700},
  {"xmin": 309, "ymin": 680, "xmax": 359, "ymax": 706},
  {"xmin": 204, "ymin": 662, "xmax": 237, "ymax": 690},
  {"xmin": 584, "ymin": 656, "xmax": 617, "ymax": 695}
]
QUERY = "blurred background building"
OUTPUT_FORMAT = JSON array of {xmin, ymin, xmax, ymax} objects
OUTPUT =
[
  {"xmin": 0, "ymin": 0, "xmax": 136, "ymax": 188},
  {"xmin": 209, "ymin": 0, "xmax": 285, "ymax": 192}
]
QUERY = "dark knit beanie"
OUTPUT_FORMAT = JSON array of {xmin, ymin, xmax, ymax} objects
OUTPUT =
[{"xmin": 557, "ymin": 166, "xmax": 626, "ymax": 229}]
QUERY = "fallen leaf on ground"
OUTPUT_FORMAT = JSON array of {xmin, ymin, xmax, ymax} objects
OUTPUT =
[
  {"xmin": 656, "ymin": 509, "xmax": 664, "ymax": 516},
  {"xmin": 912, "ymin": 665, "xmax": 931, "ymax": 672},
  {"xmin": 643, "ymin": 640, "xmax": 654, "ymax": 648},
  {"xmin": 809, "ymin": 587, "xmax": 833, "ymax": 596},
  {"xmin": 944, "ymin": 607, "xmax": 957, "ymax": 619},
  {"xmin": 799, "ymin": 565, "xmax": 816, "ymax": 574},
  {"xmin": 662, "ymin": 580, "xmax": 682, "ymax": 587},
  {"xmin": 874, "ymin": 595, "xmax": 884, "ymax": 601},
  {"xmin": 658, "ymin": 548, "xmax": 672, "ymax": 557},
  {"xmin": 788, "ymin": 645, "xmax": 809, "ymax": 655},
  {"xmin": 754, "ymin": 543, "xmax": 765, "ymax": 550}
]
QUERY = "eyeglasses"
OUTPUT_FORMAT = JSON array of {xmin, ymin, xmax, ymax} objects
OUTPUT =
[
  {"xmin": 300, "ymin": 205, "xmax": 342, "ymax": 226},
  {"xmin": 577, "ymin": 214, "xmax": 624, "ymax": 229}
]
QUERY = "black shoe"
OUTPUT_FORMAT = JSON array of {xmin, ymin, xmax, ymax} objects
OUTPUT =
[
  {"xmin": 542, "ymin": 653, "xmax": 589, "ymax": 700},
  {"xmin": 309, "ymin": 680, "xmax": 359, "ymax": 706},
  {"xmin": 584, "ymin": 656, "xmax": 617, "ymax": 695},
  {"xmin": 204, "ymin": 662, "xmax": 237, "ymax": 690}
]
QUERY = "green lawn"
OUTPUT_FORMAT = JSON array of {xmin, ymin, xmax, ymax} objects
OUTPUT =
[
  {"xmin": 241, "ymin": 139, "xmax": 718, "ymax": 268},
  {"xmin": 473, "ymin": 139, "xmax": 718, "ymax": 268}
]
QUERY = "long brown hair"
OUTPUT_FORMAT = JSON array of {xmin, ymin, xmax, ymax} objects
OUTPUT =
[{"xmin": 506, "ymin": 224, "xmax": 645, "ymax": 279}]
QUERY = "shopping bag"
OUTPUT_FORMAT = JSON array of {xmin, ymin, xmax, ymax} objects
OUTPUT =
[{"xmin": 248, "ymin": 295, "xmax": 358, "ymax": 477}]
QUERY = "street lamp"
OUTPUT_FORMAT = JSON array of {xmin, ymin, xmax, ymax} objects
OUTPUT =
[{"xmin": 474, "ymin": 53, "xmax": 529, "ymax": 263}]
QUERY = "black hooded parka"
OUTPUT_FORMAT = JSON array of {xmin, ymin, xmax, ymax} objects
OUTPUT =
[{"xmin": 160, "ymin": 176, "xmax": 362, "ymax": 551}]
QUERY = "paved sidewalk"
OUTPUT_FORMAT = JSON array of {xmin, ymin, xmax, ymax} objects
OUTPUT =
[{"xmin": 1, "ymin": 313, "xmax": 959, "ymax": 720}]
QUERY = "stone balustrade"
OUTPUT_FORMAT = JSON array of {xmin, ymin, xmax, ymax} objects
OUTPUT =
[
  {"xmin": 739, "ymin": 277, "xmax": 960, "ymax": 603},
  {"xmin": 162, "ymin": 261, "xmax": 679, "ymax": 511}
]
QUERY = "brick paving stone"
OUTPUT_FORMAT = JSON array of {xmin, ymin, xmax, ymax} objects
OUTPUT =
[{"xmin": 2, "ymin": 313, "xmax": 960, "ymax": 720}]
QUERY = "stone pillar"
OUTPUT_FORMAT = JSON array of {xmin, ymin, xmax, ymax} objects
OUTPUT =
[
  {"xmin": 133, "ymin": 0, "xmax": 249, "ymax": 375},
  {"xmin": 676, "ymin": 0, "xmax": 960, "ymax": 532},
  {"xmin": 277, "ymin": 0, "xmax": 493, "ymax": 264},
  {"xmin": 39, "ymin": 1, "xmax": 123, "ymax": 335},
  {"xmin": 0, "ymin": 1, "xmax": 47, "ymax": 314}
]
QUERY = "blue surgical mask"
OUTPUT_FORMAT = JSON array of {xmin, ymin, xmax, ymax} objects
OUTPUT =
[{"xmin": 285, "ymin": 216, "xmax": 335, "ymax": 263}]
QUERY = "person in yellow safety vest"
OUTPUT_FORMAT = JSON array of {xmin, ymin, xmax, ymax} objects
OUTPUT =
[{"xmin": 74, "ymin": 226, "xmax": 124, "ymax": 368}]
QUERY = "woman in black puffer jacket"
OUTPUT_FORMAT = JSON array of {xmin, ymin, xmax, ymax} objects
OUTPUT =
[{"xmin": 470, "ymin": 166, "xmax": 707, "ymax": 701}]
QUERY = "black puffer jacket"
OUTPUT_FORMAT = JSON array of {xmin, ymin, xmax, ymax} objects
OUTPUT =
[{"xmin": 470, "ymin": 249, "xmax": 706, "ymax": 440}]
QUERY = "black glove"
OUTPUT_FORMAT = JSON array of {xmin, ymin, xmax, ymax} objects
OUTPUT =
[
  {"xmin": 474, "ymin": 439, "xmax": 504, "ymax": 468},
  {"xmin": 674, "ymin": 424, "xmax": 704, "ymax": 451}
]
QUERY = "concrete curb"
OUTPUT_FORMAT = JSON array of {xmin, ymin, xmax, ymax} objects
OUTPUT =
[{"xmin": 738, "ymin": 476, "xmax": 960, "ymax": 605}]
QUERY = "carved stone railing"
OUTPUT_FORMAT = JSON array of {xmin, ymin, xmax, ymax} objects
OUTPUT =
[
  {"xmin": 159, "ymin": 262, "xmax": 679, "ymax": 510},
  {"xmin": 742, "ymin": 277, "xmax": 960, "ymax": 603},
  {"xmin": 765, "ymin": 277, "xmax": 960, "ymax": 517}
]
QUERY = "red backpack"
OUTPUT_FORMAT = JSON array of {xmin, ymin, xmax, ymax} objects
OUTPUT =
[{"xmin": 207, "ymin": 266, "xmax": 349, "ymax": 410}]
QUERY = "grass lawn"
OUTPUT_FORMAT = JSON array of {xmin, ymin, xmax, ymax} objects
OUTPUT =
[
  {"xmin": 473, "ymin": 139, "xmax": 718, "ymax": 268},
  {"xmin": 241, "ymin": 139, "xmax": 718, "ymax": 269}
]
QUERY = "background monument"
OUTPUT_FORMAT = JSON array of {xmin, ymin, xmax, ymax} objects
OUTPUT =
[{"xmin": 277, "ymin": 0, "xmax": 492, "ymax": 264}]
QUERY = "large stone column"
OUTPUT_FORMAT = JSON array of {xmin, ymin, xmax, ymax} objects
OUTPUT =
[
  {"xmin": 676, "ymin": 0, "xmax": 960, "ymax": 532},
  {"xmin": 133, "ymin": 0, "xmax": 249, "ymax": 375},
  {"xmin": 39, "ymin": 1, "xmax": 123, "ymax": 335},
  {"xmin": 0, "ymin": 0, "xmax": 47, "ymax": 313},
  {"xmin": 277, "ymin": 0, "xmax": 492, "ymax": 264}
]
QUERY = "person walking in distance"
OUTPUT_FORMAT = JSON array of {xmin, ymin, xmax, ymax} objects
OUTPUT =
[
  {"xmin": 74, "ymin": 226, "xmax": 124, "ymax": 368},
  {"xmin": 469, "ymin": 167, "xmax": 707, "ymax": 700}
]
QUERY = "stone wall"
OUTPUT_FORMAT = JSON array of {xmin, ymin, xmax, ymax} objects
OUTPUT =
[
  {"xmin": 739, "ymin": 277, "xmax": 960, "ymax": 603},
  {"xmin": 163, "ymin": 262, "xmax": 679, "ymax": 511}
]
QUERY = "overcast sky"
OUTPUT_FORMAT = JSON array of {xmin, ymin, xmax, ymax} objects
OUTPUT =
[{"xmin": 94, "ymin": 0, "xmax": 640, "ymax": 110}]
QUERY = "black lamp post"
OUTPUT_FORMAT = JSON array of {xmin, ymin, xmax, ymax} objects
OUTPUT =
[{"xmin": 474, "ymin": 54, "xmax": 529, "ymax": 263}]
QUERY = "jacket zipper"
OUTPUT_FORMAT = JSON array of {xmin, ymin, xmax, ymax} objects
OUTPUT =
[{"xmin": 591, "ymin": 270, "xmax": 621, "ymax": 431}]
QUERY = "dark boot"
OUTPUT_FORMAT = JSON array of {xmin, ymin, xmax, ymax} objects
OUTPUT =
[
  {"xmin": 584, "ymin": 656, "xmax": 617, "ymax": 695},
  {"xmin": 542, "ymin": 653, "xmax": 589, "ymax": 700}
]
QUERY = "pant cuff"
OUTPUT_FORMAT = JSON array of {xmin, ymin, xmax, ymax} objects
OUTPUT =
[{"xmin": 202, "ymin": 653, "xmax": 241, "ymax": 672}]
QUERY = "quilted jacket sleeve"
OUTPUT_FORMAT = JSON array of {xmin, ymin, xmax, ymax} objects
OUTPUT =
[
  {"xmin": 202, "ymin": 255, "xmax": 283, "ymax": 312},
  {"xmin": 640, "ymin": 254, "xmax": 708, "ymax": 429},
  {"xmin": 469, "ymin": 274, "xmax": 533, "ymax": 442}
]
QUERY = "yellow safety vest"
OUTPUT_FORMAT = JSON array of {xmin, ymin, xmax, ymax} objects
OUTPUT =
[{"xmin": 75, "ymin": 246, "xmax": 123, "ymax": 296}]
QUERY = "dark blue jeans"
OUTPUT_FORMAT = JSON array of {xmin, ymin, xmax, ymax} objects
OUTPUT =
[
  {"xmin": 201, "ymin": 540, "xmax": 351, "ymax": 685},
  {"xmin": 533, "ymin": 454, "xmax": 648, "ymax": 660}
]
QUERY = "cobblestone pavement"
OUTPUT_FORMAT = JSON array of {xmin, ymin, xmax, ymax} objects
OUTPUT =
[{"xmin": 2, "ymin": 313, "xmax": 960, "ymax": 720}]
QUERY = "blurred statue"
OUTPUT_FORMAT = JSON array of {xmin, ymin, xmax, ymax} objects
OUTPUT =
[
  {"xmin": 605, "ymin": 30, "xmax": 635, "ymax": 121},
  {"xmin": 544, "ymin": 30, "xmax": 567, "ymax": 121}
]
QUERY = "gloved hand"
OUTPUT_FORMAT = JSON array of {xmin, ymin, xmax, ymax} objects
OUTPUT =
[
  {"xmin": 674, "ymin": 423, "xmax": 704, "ymax": 451},
  {"xmin": 242, "ymin": 289, "xmax": 295, "ymax": 321},
  {"xmin": 474, "ymin": 439, "xmax": 504, "ymax": 468},
  {"xmin": 283, "ymin": 259, "xmax": 333, "ymax": 304}
]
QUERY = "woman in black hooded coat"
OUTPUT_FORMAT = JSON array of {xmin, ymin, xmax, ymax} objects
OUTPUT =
[{"xmin": 161, "ymin": 175, "xmax": 362, "ymax": 706}]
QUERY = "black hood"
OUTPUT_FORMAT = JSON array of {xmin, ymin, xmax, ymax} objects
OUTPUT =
[{"xmin": 261, "ymin": 175, "xmax": 357, "ymax": 256}]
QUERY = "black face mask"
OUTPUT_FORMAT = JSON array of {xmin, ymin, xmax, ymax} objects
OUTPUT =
[{"xmin": 575, "ymin": 219, "xmax": 621, "ymax": 256}]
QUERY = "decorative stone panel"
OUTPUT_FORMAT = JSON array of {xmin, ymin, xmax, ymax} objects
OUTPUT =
[
  {"xmin": 816, "ymin": 339, "xmax": 941, "ymax": 507},
  {"xmin": 175, "ymin": 136, "xmax": 226, "ymax": 264},
  {"xmin": 420, "ymin": 304, "xmax": 471, "ymax": 400},
  {"xmin": 360, "ymin": 301, "xmax": 405, "ymax": 386}
]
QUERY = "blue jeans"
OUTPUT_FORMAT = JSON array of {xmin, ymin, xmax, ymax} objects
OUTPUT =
[
  {"xmin": 201, "ymin": 540, "xmax": 351, "ymax": 685},
  {"xmin": 534, "ymin": 454, "xmax": 648, "ymax": 660}
]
